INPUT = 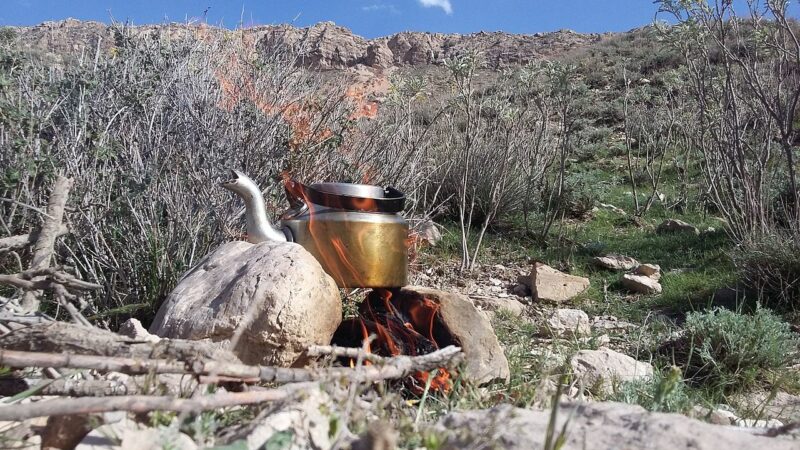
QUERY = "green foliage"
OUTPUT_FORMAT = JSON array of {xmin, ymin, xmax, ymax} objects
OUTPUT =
[
  {"xmin": 681, "ymin": 306, "xmax": 799, "ymax": 392},
  {"xmin": 612, "ymin": 366, "xmax": 695, "ymax": 413}
]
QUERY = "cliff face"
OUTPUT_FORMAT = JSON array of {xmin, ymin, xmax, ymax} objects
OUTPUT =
[{"xmin": 9, "ymin": 19, "xmax": 611, "ymax": 70}]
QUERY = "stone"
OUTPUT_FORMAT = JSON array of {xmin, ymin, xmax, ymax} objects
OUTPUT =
[
  {"xmin": 545, "ymin": 309, "xmax": 590, "ymax": 338},
  {"xmin": 621, "ymin": 273, "xmax": 662, "ymax": 295},
  {"xmin": 570, "ymin": 347, "xmax": 654, "ymax": 396},
  {"xmin": 435, "ymin": 401, "xmax": 798, "ymax": 450},
  {"xmin": 656, "ymin": 219, "xmax": 700, "ymax": 235},
  {"xmin": 591, "ymin": 315, "xmax": 637, "ymax": 332},
  {"xmin": 736, "ymin": 418, "xmax": 784, "ymax": 428},
  {"xmin": 401, "ymin": 286, "xmax": 510, "ymax": 384},
  {"xmin": 150, "ymin": 241, "xmax": 341, "ymax": 367},
  {"xmin": 118, "ymin": 318, "xmax": 160, "ymax": 343},
  {"xmin": 592, "ymin": 254, "xmax": 639, "ymax": 271},
  {"xmin": 222, "ymin": 386, "xmax": 334, "ymax": 450},
  {"xmin": 416, "ymin": 220, "xmax": 443, "ymax": 246},
  {"xmin": 523, "ymin": 263, "xmax": 590, "ymax": 303},
  {"xmin": 472, "ymin": 296, "xmax": 527, "ymax": 317},
  {"xmin": 633, "ymin": 263, "xmax": 661, "ymax": 280}
]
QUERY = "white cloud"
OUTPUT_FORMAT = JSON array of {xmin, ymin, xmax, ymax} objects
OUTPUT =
[
  {"xmin": 418, "ymin": 0, "xmax": 453, "ymax": 15},
  {"xmin": 362, "ymin": 4, "xmax": 400, "ymax": 14}
]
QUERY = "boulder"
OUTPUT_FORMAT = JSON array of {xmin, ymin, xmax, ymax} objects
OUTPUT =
[
  {"xmin": 401, "ymin": 286, "xmax": 510, "ymax": 384},
  {"xmin": 592, "ymin": 254, "xmax": 639, "ymax": 271},
  {"xmin": 621, "ymin": 273, "xmax": 662, "ymax": 295},
  {"xmin": 150, "ymin": 241, "xmax": 342, "ymax": 367},
  {"xmin": 656, "ymin": 219, "xmax": 700, "ymax": 235},
  {"xmin": 521, "ymin": 263, "xmax": 590, "ymax": 303},
  {"xmin": 435, "ymin": 401, "xmax": 798, "ymax": 450},
  {"xmin": 570, "ymin": 347, "xmax": 653, "ymax": 396},
  {"xmin": 633, "ymin": 263, "xmax": 661, "ymax": 280},
  {"xmin": 545, "ymin": 309, "xmax": 590, "ymax": 338}
]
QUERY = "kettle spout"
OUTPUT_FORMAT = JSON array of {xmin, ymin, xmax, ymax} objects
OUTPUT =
[{"xmin": 220, "ymin": 170, "xmax": 288, "ymax": 243}]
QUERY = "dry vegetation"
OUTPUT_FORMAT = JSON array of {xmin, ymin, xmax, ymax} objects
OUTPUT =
[{"xmin": 1, "ymin": 0, "xmax": 800, "ymax": 448}]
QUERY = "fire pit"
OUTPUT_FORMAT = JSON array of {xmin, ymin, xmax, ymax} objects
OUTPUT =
[{"xmin": 332, "ymin": 288, "xmax": 458, "ymax": 394}]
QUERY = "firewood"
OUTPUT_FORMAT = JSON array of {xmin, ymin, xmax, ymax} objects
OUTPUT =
[
  {"xmin": 0, "ymin": 345, "xmax": 463, "ymax": 385},
  {"xmin": 0, "ymin": 224, "xmax": 69, "ymax": 253},
  {"xmin": 0, "ymin": 382, "xmax": 315, "ymax": 421},
  {"xmin": 21, "ymin": 176, "xmax": 74, "ymax": 312}
]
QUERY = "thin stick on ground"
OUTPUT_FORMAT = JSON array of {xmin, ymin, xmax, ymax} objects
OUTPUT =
[
  {"xmin": 0, "ymin": 382, "xmax": 316, "ymax": 421},
  {"xmin": 0, "ymin": 346, "xmax": 463, "ymax": 384},
  {"xmin": 307, "ymin": 344, "xmax": 386, "ymax": 364}
]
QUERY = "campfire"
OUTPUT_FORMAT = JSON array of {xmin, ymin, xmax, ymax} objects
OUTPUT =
[{"xmin": 332, "ymin": 288, "xmax": 457, "ymax": 394}]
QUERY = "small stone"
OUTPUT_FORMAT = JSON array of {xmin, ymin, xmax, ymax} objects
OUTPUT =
[
  {"xmin": 417, "ymin": 220, "xmax": 442, "ymax": 246},
  {"xmin": 489, "ymin": 277, "xmax": 502, "ymax": 286},
  {"xmin": 633, "ymin": 264, "xmax": 661, "ymax": 279},
  {"xmin": 471, "ymin": 297, "xmax": 526, "ymax": 317},
  {"xmin": 591, "ymin": 315, "xmax": 637, "ymax": 332},
  {"xmin": 526, "ymin": 263, "xmax": 590, "ymax": 303},
  {"xmin": 735, "ymin": 418, "xmax": 784, "ymax": 428},
  {"xmin": 545, "ymin": 309, "xmax": 590, "ymax": 338},
  {"xmin": 118, "ymin": 318, "xmax": 160, "ymax": 343},
  {"xmin": 570, "ymin": 347, "xmax": 654, "ymax": 396},
  {"xmin": 592, "ymin": 254, "xmax": 639, "ymax": 271},
  {"xmin": 656, "ymin": 219, "xmax": 700, "ymax": 235},
  {"xmin": 621, "ymin": 274, "xmax": 662, "ymax": 295}
]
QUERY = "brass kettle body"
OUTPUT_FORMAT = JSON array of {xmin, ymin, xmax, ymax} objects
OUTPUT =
[{"xmin": 221, "ymin": 170, "xmax": 408, "ymax": 288}]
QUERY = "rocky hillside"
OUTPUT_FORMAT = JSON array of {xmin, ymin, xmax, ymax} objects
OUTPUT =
[{"xmin": 8, "ymin": 18, "xmax": 611, "ymax": 70}]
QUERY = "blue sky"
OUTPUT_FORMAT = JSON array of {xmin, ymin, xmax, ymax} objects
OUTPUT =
[{"xmin": 1, "ymin": 1, "xmax": 798, "ymax": 39}]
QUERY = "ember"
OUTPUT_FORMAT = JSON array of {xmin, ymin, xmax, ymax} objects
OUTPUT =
[{"xmin": 333, "ymin": 288, "xmax": 457, "ymax": 395}]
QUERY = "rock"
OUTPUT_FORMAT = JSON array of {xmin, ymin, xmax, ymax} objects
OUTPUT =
[
  {"xmin": 590, "ymin": 315, "xmax": 637, "ymax": 332},
  {"xmin": 621, "ymin": 273, "xmax": 662, "ymax": 295},
  {"xmin": 222, "ymin": 386, "xmax": 334, "ymax": 450},
  {"xmin": 545, "ymin": 309, "xmax": 590, "ymax": 338},
  {"xmin": 592, "ymin": 254, "xmax": 639, "ymax": 271},
  {"xmin": 734, "ymin": 390, "xmax": 800, "ymax": 423},
  {"xmin": 736, "ymin": 418, "xmax": 784, "ymax": 428},
  {"xmin": 523, "ymin": 263, "xmax": 590, "ymax": 303},
  {"xmin": 633, "ymin": 263, "xmax": 661, "ymax": 280},
  {"xmin": 118, "ymin": 318, "xmax": 160, "ymax": 343},
  {"xmin": 691, "ymin": 406, "xmax": 739, "ymax": 425},
  {"xmin": 570, "ymin": 347, "xmax": 654, "ymax": 396},
  {"xmin": 435, "ymin": 401, "xmax": 798, "ymax": 450},
  {"xmin": 401, "ymin": 286, "xmax": 510, "ymax": 384},
  {"xmin": 150, "ymin": 241, "xmax": 342, "ymax": 367},
  {"xmin": 416, "ymin": 220, "xmax": 442, "ymax": 246},
  {"xmin": 121, "ymin": 429, "xmax": 197, "ymax": 450},
  {"xmin": 472, "ymin": 296, "xmax": 527, "ymax": 317},
  {"xmin": 656, "ymin": 219, "xmax": 700, "ymax": 235}
]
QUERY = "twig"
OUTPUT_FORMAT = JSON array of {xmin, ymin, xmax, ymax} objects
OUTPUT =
[
  {"xmin": 21, "ymin": 176, "xmax": 74, "ymax": 312},
  {"xmin": 307, "ymin": 344, "xmax": 386, "ymax": 364},
  {"xmin": 0, "ymin": 346, "xmax": 463, "ymax": 384},
  {"xmin": 0, "ymin": 382, "xmax": 315, "ymax": 421},
  {"xmin": 0, "ymin": 197, "xmax": 56, "ymax": 220}
]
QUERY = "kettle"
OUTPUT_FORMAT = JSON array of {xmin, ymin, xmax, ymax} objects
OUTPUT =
[{"xmin": 221, "ymin": 170, "xmax": 409, "ymax": 288}]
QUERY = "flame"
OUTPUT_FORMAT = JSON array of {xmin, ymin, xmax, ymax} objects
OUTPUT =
[{"xmin": 356, "ymin": 289, "xmax": 453, "ymax": 395}]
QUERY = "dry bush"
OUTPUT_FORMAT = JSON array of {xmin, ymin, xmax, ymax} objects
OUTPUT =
[{"xmin": 0, "ymin": 24, "xmax": 361, "ymax": 323}]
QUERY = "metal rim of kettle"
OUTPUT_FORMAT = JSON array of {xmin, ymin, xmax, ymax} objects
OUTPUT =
[{"xmin": 285, "ymin": 180, "xmax": 406, "ymax": 213}]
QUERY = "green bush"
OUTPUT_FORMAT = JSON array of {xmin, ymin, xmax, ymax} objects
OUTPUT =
[
  {"xmin": 612, "ymin": 366, "xmax": 694, "ymax": 413},
  {"xmin": 681, "ymin": 306, "xmax": 798, "ymax": 392}
]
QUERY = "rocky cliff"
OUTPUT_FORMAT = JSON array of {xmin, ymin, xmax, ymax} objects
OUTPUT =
[{"xmin": 9, "ymin": 19, "xmax": 610, "ymax": 70}]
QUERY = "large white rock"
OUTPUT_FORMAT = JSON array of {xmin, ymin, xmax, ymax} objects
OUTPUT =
[
  {"xmin": 150, "ymin": 241, "xmax": 342, "ymax": 367},
  {"xmin": 545, "ymin": 309, "xmax": 590, "ymax": 338},
  {"xmin": 436, "ymin": 401, "xmax": 798, "ymax": 450},
  {"xmin": 570, "ymin": 347, "xmax": 654, "ymax": 396},
  {"xmin": 522, "ymin": 263, "xmax": 590, "ymax": 303}
]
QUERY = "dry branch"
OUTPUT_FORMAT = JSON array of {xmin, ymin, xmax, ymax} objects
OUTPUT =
[
  {"xmin": 307, "ymin": 344, "xmax": 387, "ymax": 363},
  {"xmin": 21, "ymin": 175, "xmax": 74, "ymax": 312},
  {"xmin": 0, "ymin": 346, "xmax": 463, "ymax": 385},
  {"xmin": 0, "ymin": 225, "xmax": 69, "ymax": 253},
  {"xmin": 0, "ymin": 382, "xmax": 315, "ymax": 421}
]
